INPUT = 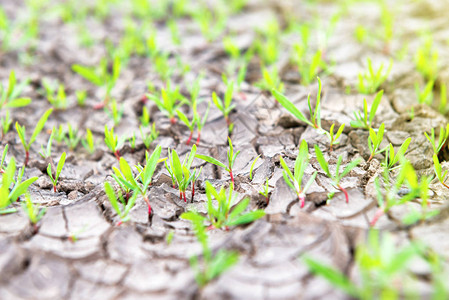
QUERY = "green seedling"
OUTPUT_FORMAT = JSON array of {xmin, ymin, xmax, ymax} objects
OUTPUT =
[
  {"xmin": 350, "ymin": 90, "xmax": 383, "ymax": 130},
  {"xmin": 140, "ymin": 124, "xmax": 159, "ymax": 150},
  {"xmin": 0, "ymin": 157, "xmax": 38, "ymax": 214},
  {"xmin": 165, "ymin": 145, "xmax": 201, "ymax": 202},
  {"xmin": 1, "ymin": 110, "xmax": 12, "ymax": 137},
  {"xmin": 148, "ymin": 81, "xmax": 185, "ymax": 124},
  {"xmin": 47, "ymin": 152, "xmax": 66, "ymax": 193},
  {"xmin": 414, "ymin": 35, "xmax": 438, "ymax": 80},
  {"xmin": 212, "ymin": 80, "xmax": 235, "ymax": 135},
  {"xmin": 112, "ymin": 145, "xmax": 162, "ymax": 216},
  {"xmin": 166, "ymin": 229, "xmax": 174, "ymax": 245},
  {"xmin": 104, "ymin": 125, "xmax": 123, "ymax": 160},
  {"xmin": 293, "ymin": 44, "xmax": 327, "ymax": 86},
  {"xmin": 259, "ymin": 178, "xmax": 270, "ymax": 205},
  {"xmin": 415, "ymin": 80, "xmax": 434, "ymax": 105},
  {"xmin": 42, "ymin": 79, "xmax": 68, "ymax": 110},
  {"xmin": 304, "ymin": 230, "xmax": 424, "ymax": 299},
  {"xmin": 196, "ymin": 137, "xmax": 240, "ymax": 185},
  {"xmin": 0, "ymin": 144, "xmax": 8, "ymax": 173},
  {"xmin": 253, "ymin": 19, "xmax": 280, "ymax": 66},
  {"xmin": 22, "ymin": 193, "xmax": 46, "ymax": 230},
  {"xmin": 424, "ymin": 124, "xmax": 449, "ymax": 155},
  {"xmin": 177, "ymin": 109, "xmax": 197, "ymax": 145},
  {"xmin": 370, "ymin": 161, "xmax": 431, "ymax": 226},
  {"xmin": 81, "ymin": 128, "xmax": 95, "ymax": 154},
  {"xmin": 315, "ymin": 145, "xmax": 361, "ymax": 203},
  {"xmin": 16, "ymin": 108, "xmax": 53, "ymax": 166},
  {"xmin": 433, "ymin": 154, "xmax": 449, "ymax": 190},
  {"xmin": 76, "ymin": 90, "xmax": 87, "ymax": 107},
  {"xmin": 64, "ymin": 123, "xmax": 81, "ymax": 150},
  {"xmin": 439, "ymin": 84, "xmax": 448, "ymax": 114},
  {"xmin": 128, "ymin": 133, "xmax": 136, "ymax": 150},
  {"xmin": 255, "ymin": 66, "xmax": 284, "ymax": 93},
  {"xmin": 168, "ymin": 19, "xmax": 181, "ymax": 45},
  {"xmin": 249, "ymin": 155, "xmax": 260, "ymax": 181},
  {"xmin": 0, "ymin": 70, "xmax": 31, "ymax": 110},
  {"xmin": 72, "ymin": 55, "xmax": 121, "ymax": 109},
  {"xmin": 272, "ymin": 77, "xmax": 323, "ymax": 132},
  {"xmin": 194, "ymin": 103, "xmax": 210, "ymax": 145},
  {"xmin": 39, "ymin": 130, "xmax": 54, "ymax": 159},
  {"xmin": 181, "ymin": 212, "xmax": 239, "ymax": 287},
  {"xmin": 53, "ymin": 125, "xmax": 65, "ymax": 144},
  {"xmin": 104, "ymin": 182, "xmax": 138, "ymax": 226},
  {"xmin": 193, "ymin": 5, "xmax": 227, "ymax": 42},
  {"xmin": 182, "ymin": 181, "xmax": 265, "ymax": 231},
  {"xmin": 140, "ymin": 106, "xmax": 150, "ymax": 127},
  {"xmin": 280, "ymin": 140, "xmax": 318, "ymax": 208},
  {"xmin": 357, "ymin": 58, "xmax": 392, "ymax": 94},
  {"xmin": 105, "ymin": 99, "xmax": 123, "ymax": 126},
  {"xmin": 368, "ymin": 123, "xmax": 386, "ymax": 162},
  {"xmin": 383, "ymin": 138, "xmax": 411, "ymax": 170},
  {"xmin": 326, "ymin": 123, "xmax": 345, "ymax": 151},
  {"xmin": 379, "ymin": 1, "xmax": 394, "ymax": 53}
]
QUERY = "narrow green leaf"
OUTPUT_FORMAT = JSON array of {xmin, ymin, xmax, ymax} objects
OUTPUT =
[
  {"xmin": 369, "ymin": 90, "xmax": 383, "ymax": 124},
  {"xmin": 195, "ymin": 154, "xmax": 227, "ymax": 170},
  {"xmin": 104, "ymin": 182, "xmax": 121, "ymax": 216},
  {"xmin": 271, "ymin": 89, "xmax": 313, "ymax": 127},
  {"xmin": 314, "ymin": 145, "xmax": 330, "ymax": 177},
  {"xmin": 72, "ymin": 64, "xmax": 103, "ymax": 86},
  {"xmin": 30, "ymin": 108, "xmax": 53, "ymax": 146},
  {"xmin": 227, "ymin": 210, "xmax": 265, "ymax": 227}
]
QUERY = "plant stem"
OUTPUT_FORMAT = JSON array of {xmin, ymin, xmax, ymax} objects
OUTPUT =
[
  {"xmin": 53, "ymin": 185, "xmax": 57, "ymax": 193},
  {"xmin": 117, "ymin": 220, "xmax": 123, "ymax": 226},
  {"xmin": 170, "ymin": 117, "xmax": 176, "ymax": 125},
  {"xmin": 196, "ymin": 131, "xmax": 201, "ymax": 145},
  {"xmin": 143, "ymin": 196, "xmax": 152, "ymax": 215},
  {"xmin": 370, "ymin": 207, "xmax": 384, "ymax": 227},
  {"xmin": 441, "ymin": 181, "xmax": 449, "ymax": 190},
  {"xmin": 114, "ymin": 150, "xmax": 120, "ymax": 160},
  {"xmin": 25, "ymin": 151, "xmax": 29, "ymax": 166},
  {"xmin": 338, "ymin": 184, "xmax": 349, "ymax": 203},
  {"xmin": 186, "ymin": 130, "xmax": 193, "ymax": 145},
  {"xmin": 229, "ymin": 170, "xmax": 234, "ymax": 185},
  {"xmin": 192, "ymin": 181, "xmax": 195, "ymax": 202},
  {"xmin": 299, "ymin": 194, "xmax": 305, "ymax": 208},
  {"xmin": 183, "ymin": 191, "xmax": 187, "ymax": 203}
]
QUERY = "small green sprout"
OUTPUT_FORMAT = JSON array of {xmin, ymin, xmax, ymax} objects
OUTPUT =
[
  {"xmin": 64, "ymin": 123, "xmax": 81, "ymax": 150},
  {"xmin": 194, "ymin": 103, "xmax": 210, "ymax": 145},
  {"xmin": 433, "ymin": 154, "xmax": 449, "ymax": 190},
  {"xmin": 42, "ymin": 79, "xmax": 68, "ymax": 110},
  {"xmin": 177, "ymin": 109, "xmax": 197, "ymax": 145},
  {"xmin": 314, "ymin": 145, "xmax": 361, "ymax": 203},
  {"xmin": 0, "ymin": 144, "xmax": 8, "ymax": 173},
  {"xmin": 368, "ymin": 123, "xmax": 386, "ymax": 162},
  {"xmin": 39, "ymin": 130, "xmax": 54, "ymax": 159},
  {"xmin": 196, "ymin": 137, "xmax": 240, "ymax": 186},
  {"xmin": 148, "ymin": 81, "xmax": 185, "ymax": 124},
  {"xmin": 414, "ymin": 35, "xmax": 439, "ymax": 80},
  {"xmin": 182, "ymin": 181, "xmax": 265, "ymax": 231},
  {"xmin": 326, "ymin": 123, "xmax": 345, "ymax": 151},
  {"xmin": 104, "ymin": 182, "xmax": 138, "ymax": 226},
  {"xmin": 53, "ymin": 125, "xmax": 65, "ymax": 144},
  {"xmin": 415, "ymin": 80, "xmax": 434, "ymax": 105},
  {"xmin": 357, "ymin": 58, "xmax": 392, "ymax": 94},
  {"xmin": 47, "ymin": 152, "xmax": 66, "ymax": 193},
  {"xmin": 383, "ymin": 138, "xmax": 411, "ymax": 170},
  {"xmin": 350, "ymin": 90, "xmax": 383, "ymax": 130},
  {"xmin": 0, "ymin": 157, "xmax": 38, "ymax": 214},
  {"xmin": 140, "ymin": 124, "xmax": 159, "ymax": 150},
  {"xmin": 104, "ymin": 125, "xmax": 123, "ymax": 160},
  {"xmin": 181, "ymin": 212, "xmax": 238, "ymax": 287},
  {"xmin": 105, "ymin": 99, "xmax": 123, "ymax": 126},
  {"xmin": 76, "ymin": 90, "xmax": 87, "ymax": 107},
  {"xmin": 424, "ymin": 125, "xmax": 449, "ymax": 155},
  {"xmin": 165, "ymin": 145, "xmax": 201, "ymax": 202},
  {"xmin": 166, "ymin": 230, "xmax": 174, "ymax": 245},
  {"xmin": 293, "ymin": 44, "xmax": 327, "ymax": 86},
  {"xmin": 22, "ymin": 193, "xmax": 46, "ymax": 228},
  {"xmin": 272, "ymin": 77, "xmax": 323, "ymax": 132},
  {"xmin": 212, "ymin": 80, "xmax": 235, "ymax": 135},
  {"xmin": 72, "ymin": 55, "xmax": 121, "ymax": 109},
  {"xmin": 15, "ymin": 108, "xmax": 53, "ymax": 166},
  {"xmin": 1, "ymin": 110, "xmax": 12, "ymax": 137},
  {"xmin": 249, "ymin": 155, "xmax": 260, "ymax": 181},
  {"xmin": 255, "ymin": 66, "xmax": 284, "ymax": 93},
  {"xmin": 280, "ymin": 140, "xmax": 318, "ymax": 208},
  {"xmin": 81, "ymin": 128, "xmax": 96, "ymax": 154},
  {"xmin": 140, "ymin": 106, "xmax": 150, "ymax": 127},
  {"xmin": 128, "ymin": 133, "xmax": 136, "ymax": 150},
  {"xmin": 259, "ymin": 178, "xmax": 270, "ymax": 205},
  {"xmin": 0, "ymin": 70, "xmax": 31, "ymax": 110}
]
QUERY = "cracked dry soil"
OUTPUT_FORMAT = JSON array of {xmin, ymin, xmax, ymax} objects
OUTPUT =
[{"xmin": 2, "ymin": 0, "xmax": 449, "ymax": 299}]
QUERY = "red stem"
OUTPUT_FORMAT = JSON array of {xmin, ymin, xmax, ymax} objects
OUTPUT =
[
  {"xmin": 299, "ymin": 195, "xmax": 305, "ymax": 208},
  {"xmin": 183, "ymin": 191, "xmax": 187, "ymax": 203},
  {"xmin": 114, "ymin": 150, "xmax": 120, "ymax": 160},
  {"xmin": 25, "ymin": 151, "xmax": 29, "ymax": 166},
  {"xmin": 370, "ymin": 207, "xmax": 385, "ymax": 227},
  {"xmin": 53, "ymin": 185, "xmax": 57, "ymax": 193},
  {"xmin": 338, "ymin": 185, "xmax": 349, "ymax": 203},
  {"xmin": 265, "ymin": 196, "xmax": 270, "ymax": 206},
  {"xmin": 117, "ymin": 220, "xmax": 123, "ymax": 226},
  {"xmin": 196, "ymin": 131, "xmax": 201, "ymax": 145},
  {"xmin": 143, "ymin": 196, "xmax": 152, "ymax": 215},
  {"xmin": 140, "ymin": 94, "xmax": 148, "ymax": 104},
  {"xmin": 170, "ymin": 117, "xmax": 176, "ymax": 125},
  {"xmin": 186, "ymin": 130, "xmax": 193, "ymax": 145},
  {"xmin": 230, "ymin": 170, "xmax": 234, "ymax": 186},
  {"xmin": 191, "ymin": 181, "xmax": 195, "ymax": 202}
]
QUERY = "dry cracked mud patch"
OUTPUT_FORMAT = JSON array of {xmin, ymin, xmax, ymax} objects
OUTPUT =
[{"xmin": 1, "ymin": 0, "xmax": 449, "ymax": 299}]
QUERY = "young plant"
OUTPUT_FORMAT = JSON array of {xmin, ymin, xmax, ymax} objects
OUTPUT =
[
  {"xmin": 0, "ymin": 157, "xmax": 38, "ymax": 214},
  {"xmin": 280, "ymin": 140, "xmax": 318, "ymax": 208},
  {"xmin": 194, "ymin": 103, "xmax": 210, "ymax": 145},
  {"xmin": 64, "ymin": 123, "xmax": 81, "ymax": 150},
  {"xmin": 47, "ymin": 152, "xmax": 66, "ymax": 193},
  {"xmin": 81, "ymin": 128, "xmax": 95, "ymax": 154},
  {"xmin": 415, "ymin": 80, "xmax": 434, "ymax": 105},
  {"xmin": 383, "ymin": 138, "xmax": 411, "ymax": 170},
  {"xmin": 326, "ymin": 123, "xmax": 345, "ymax": 151},
  {"xmin": 165, "ymin": 145, "xmax": 201, "ymax": 202},
  {"xmin": 72, "ymin": 55, "xmax": 121, "ymax": 109},
  {"xmin": 249, "ymin": 155, "xmax": 260, "ymax": 181},
  {"xmin": 255, "ymin": 66, "xmax": 284, "ymax": 93},
  {"xmin": 0, "ymin": 70, "xmax": 31, "ymax": 110},
  {"xmin": 196, "ymin": 137, "xmax": 240, "ymax": 185},
  {"xmin": 433, "ymin": 154, "xmax": 449, "ymax": 190},
  {"xmin": 140, "ymin": 124, "xmax": 159, "ymax": 150},
  {"xmin": 104, "ymin": 182, "xmax": 138, "ymax": 225},
  {"xmin": 1, "ymin": 110, "xmax": 12, "ymax": 137},
  {"xmin": 22, "ymin": 193, "xmax": 46, "ymax": 230},
  {"xmin": 357, "ymin": 58, "xmax": 392, "ymax": 94},
  {"xmin": 424, "ymin": 124, "xmax": 449, "ymax": 155},
  {"xmin": 0, "ymin": 144, "xmax": 8, "ymax": 173},
  {"xmin": 272, "ymin": 77, "xmax": 323, "ymax": 132},
  {"xmin": 76, "ymin": 90, "xmax": 87, "ymax": 107},
  {"xmin": 181, "ymin": 212, "xmax": 239, "ymax": 287},
  {"xmin": 104, "ymin": 125, "xmax": 123, "ymax": 160},
  {"xmin": 53, "ymin": 125, "xmax": 65, "ymax": 144},
  {"xmin": 414, "ymin": 35, "xmax": 439, "ymax": 80},
  {"xmin": 39, "ymin": 130, "xmax": 54, "ymax": 159},
  {"xmin": 259, "ymin": 178, "xmax": 270, "ymax": 205},
  {"xmin": 105, "ymin": 99, "xmax": 123, "ymax": 126},
  {"xmin": 177, "ymin": 109, "xmax": 197, "ymax": 145},
  {"xmin": 42, "ymin": 79, "xmax": 68, "ymax": 110},
  {"xmin": 293, "ymin": 44, "xmax": 327, "ymax": 86},
  {"xmin": 147, "ymin": 81, "xmax": 185, "ymax": 124},
  {"xmin": 314, "ymin": 145, "xmax": 361, "ymax": 203},
  {"xmin": 367, "ymin": 123, "xmax": 386, "ymax": 162},
  {"xmin": 350, "ymin": 90, "xmax": 383, "ymax": 130},
  {"xmin": 212, "ymin": 80, "xmax": 235, "ymax": 135},
  {"xmin": 140, "ymin": 106, "xmax": 150, "ymax": 127},
  {"xmin": 15, "ymin": 108, "xmax": 53, "ymax": 166},
  {"xmin": 304, "ymin": 230, "xmax": 424, "ymax": 299}
]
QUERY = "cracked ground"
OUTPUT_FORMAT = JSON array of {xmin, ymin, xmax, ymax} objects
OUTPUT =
[{"xmin": 1, "ymin": 0, "xmax": 449, "ymax": 299}]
